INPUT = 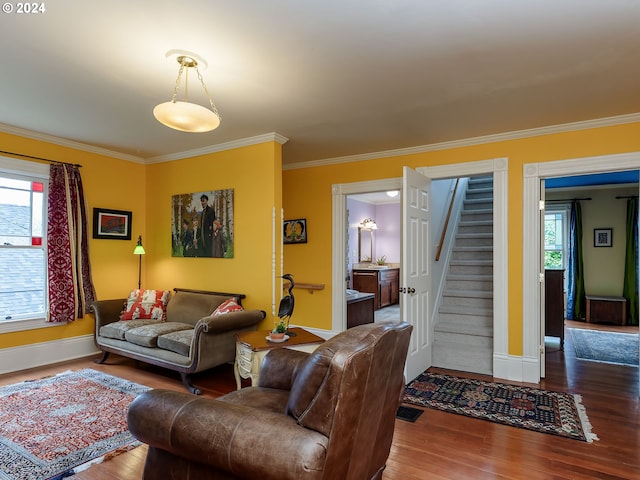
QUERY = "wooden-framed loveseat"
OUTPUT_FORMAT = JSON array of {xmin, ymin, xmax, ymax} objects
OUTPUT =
[{"xmin": 91, "ymin": 288, "xmax": 266, "ymax": 394}]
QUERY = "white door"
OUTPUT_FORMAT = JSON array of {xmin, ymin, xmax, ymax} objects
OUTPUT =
[
  {"xmin": 539, "ymin": 180, "xmax": 546, "ymax": 378},
  {"xmin": 402, "ymin": 166, "xmax": 432, "ymax": 382}
]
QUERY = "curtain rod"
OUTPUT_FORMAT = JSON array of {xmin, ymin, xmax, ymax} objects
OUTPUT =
[
  {"xmin": 546, "ymin": 197, "xmax": 591, "ymax": 202},
  {"xmin": 616, "ymin": 195, "xmax": 638, "ymax": 199},
  {"xmin": 0, "ymin": 149, "xmax": 82, "ymax": 168}
]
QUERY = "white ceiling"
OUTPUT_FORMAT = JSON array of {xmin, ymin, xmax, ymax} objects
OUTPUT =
[{"xmin": 1, "ymin": 0, "xmax": 639, "ymax": 166}]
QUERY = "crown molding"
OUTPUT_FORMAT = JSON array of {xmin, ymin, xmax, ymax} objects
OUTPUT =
[
  {"xmin": 145, "ymin": 132, "xmax": 289, "ymax": 164},
  {"xmin": 0, "ymin": 123, "xmax": 288, "ymax": 165},
  {"xmin": 0, "ymin": 123, "xmax": 146, "ymax": 164},
  {"xmin": 283, "ymin": 112, "xmax": 640, "ymax": 171},
  {"xmin": 3, "ymin": 111, "xmax": 638, "ymax": 170}
]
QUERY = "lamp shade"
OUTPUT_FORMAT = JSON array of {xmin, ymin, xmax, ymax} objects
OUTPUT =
[
  {"xmin": 153, "ymin": 101, "xmax": 221, "ymax": 133},
  {"xmin": 133, "ymin": 235, "xmax": 146, "ymax": 255}
]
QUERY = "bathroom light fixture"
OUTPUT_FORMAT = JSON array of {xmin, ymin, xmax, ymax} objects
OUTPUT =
[
  {"xmin": 360, "ymin": 218, "xmax": 378, "ymax": 230},
  {"xmin": 386, "ymin": 190, "xmax": 399, "ymax": 198},
  {"xmin": 133, "ymin": 235, "xmax": 146, "ymax": 289},
  {"xmin": 153, "ymin": 51, "xmax": 221, "ymax": 132}
]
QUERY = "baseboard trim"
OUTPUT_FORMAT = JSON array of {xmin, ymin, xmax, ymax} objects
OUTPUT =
[{"xmin": 0, "ymin": 335, "xmax": 100, "ymax": 375}]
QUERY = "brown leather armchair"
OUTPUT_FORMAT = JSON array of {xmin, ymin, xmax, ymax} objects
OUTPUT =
[{"xmin": 128, "ymin": 321, "xmax": 413, "ymax": 480}]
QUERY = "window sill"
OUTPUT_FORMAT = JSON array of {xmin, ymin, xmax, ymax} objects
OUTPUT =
[{"xmin": 0, "ymin": 317, "xmax": 66, "ymax": 334}]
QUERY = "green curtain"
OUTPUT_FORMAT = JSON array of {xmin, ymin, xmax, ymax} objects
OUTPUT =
[
  {"xmin": 572, "ymin": 201, "xmax": 586, "ymax": 320},
  {"xmin": 623, "ymin": 198, "xmax": 639, "ymax": 326}
]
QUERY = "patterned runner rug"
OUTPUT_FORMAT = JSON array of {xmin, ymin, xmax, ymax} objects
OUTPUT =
[
  {"xmin": 0, "ymin": 369, "xmax": 149, "ymax": 480},
  {"xmin": 403, "ymin": 372, "xmax": 598, "ymax": 443}
]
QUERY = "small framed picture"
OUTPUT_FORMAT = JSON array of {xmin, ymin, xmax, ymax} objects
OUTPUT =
[
  {"xmin": 284, "ymin": 218, "xmax": 307, "ymax": 244},
  {"xmin": 93, "ymin": 208, "xmax": 132, "ymax": 240},
  {"xmin": 593, "ymin": 228, "xmax": 612, "ymax": 247}
]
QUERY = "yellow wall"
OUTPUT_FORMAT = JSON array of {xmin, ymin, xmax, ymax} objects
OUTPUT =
[
  {"xmin": 0, "ymin": 133, "xmax": 283, "ymax": 348},
  {"xmin": 282, "ymin": 122, "xmax": 640, "ymax": 353},
  {"xmin": 144, "ymin": 142, "xmax": 283, "ymax": 327}
]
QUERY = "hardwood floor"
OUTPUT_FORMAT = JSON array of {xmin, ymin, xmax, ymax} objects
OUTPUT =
[{"xmin": 1, "ymin": 323, "xmax": 638, "ymax": 480}]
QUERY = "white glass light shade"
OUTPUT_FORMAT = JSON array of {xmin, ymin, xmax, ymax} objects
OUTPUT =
[
  {"xmin": 153, "ymin": 101, "xmax": 221, "ymax": 133},
  {"xmin": 360, "ymin": 218, "xmax": 378, "ymax": 230}
]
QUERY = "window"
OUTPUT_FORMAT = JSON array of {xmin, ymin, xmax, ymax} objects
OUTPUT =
[
  {"xmin": 544, "ymin": 206, "xmax": 569, "ymax": 269},
  {"xmin": 0, "ymin": 157, "xmax": 51, "ymax": 331}
]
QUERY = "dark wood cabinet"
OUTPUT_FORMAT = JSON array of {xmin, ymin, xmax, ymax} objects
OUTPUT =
[
  {"xmin": 353, "ymin": 268, "xmax": 399, "ymax": 310},
  {"xmin": 347, "ymin": 293, "xmax": 375, "ymax": 328},
  {"xmin": 545, "ymin": 269, "xmax": 565, "ymax": 348},
  {"xmin": 586, "ymin": 295, "xmax": 627, "ymax": 325}
]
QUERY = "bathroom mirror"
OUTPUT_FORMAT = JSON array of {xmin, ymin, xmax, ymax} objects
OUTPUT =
[{"xmin": 358, "ymin": 227, "xmax": 373, "ymax": 262}]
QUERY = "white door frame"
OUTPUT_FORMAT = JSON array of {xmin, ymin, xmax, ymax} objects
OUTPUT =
[
  {"xmin": 332, "ymin": 178, "xmax": 402, "ymax": 333},
  {"xmin": 332, "ymin": 158, "xmax": 510, "ymax": 378},
  {"xmin": 522, "ymin": 151, "xmax": 640, "ymax": 384}
]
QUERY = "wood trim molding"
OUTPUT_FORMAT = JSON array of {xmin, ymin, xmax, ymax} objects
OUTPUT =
[{"xmin": 0, "ymin": 334, "xmax": 99, "ymax": 375}]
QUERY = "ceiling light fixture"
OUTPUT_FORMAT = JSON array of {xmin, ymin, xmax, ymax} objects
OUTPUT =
[
  {"xmin": 386, "ymin": 190, "xmax": 399, "ymax": 198},
  {"xmin": 153, "ymin": 52, "xmax": 221, "ymax": 133}
]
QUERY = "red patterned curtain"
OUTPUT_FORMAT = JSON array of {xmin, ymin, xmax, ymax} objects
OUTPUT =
[{"xmin": 47, "ymin": 164, "xmax": 96, "ymax": 322}]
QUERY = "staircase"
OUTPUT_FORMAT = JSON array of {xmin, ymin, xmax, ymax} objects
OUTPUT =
[{"xmin": 432, "ymin": 176, "xmax": 494, "ymax": 375}]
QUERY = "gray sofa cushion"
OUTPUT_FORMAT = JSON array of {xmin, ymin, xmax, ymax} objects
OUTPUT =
[
  {"xmin": 157, "ymin": 329, "xmax": 194, "ymax": 357},
  {"xmin": 99, "ymin": 319, "xmax": 161, "ymax": 340},
  {"xmin": 125, "ymin": 322, "xmax": 193, "ymax": 348}
]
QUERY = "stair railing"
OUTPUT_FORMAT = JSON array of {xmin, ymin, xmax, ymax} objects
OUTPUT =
[{"xmin": 435, "ymin": 178, "xmax": 459, "ymax": 261}]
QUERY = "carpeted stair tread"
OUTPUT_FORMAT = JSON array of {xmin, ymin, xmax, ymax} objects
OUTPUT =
[
  {"xmin": 456, "ymin": 232, "xmax": 493, "ymax": 239},
  {"xmin": 464, "ymin": 198, "xmax": 493, "ymax": 205},
  {"xmin": 458, "ymin": 220, "xmax": 493, "ymax": 227},
  {"xmin": 446, "ymin": 273, "xmax": 493, "ymax": 281},
  {"xmin": 434, "ymin": 321, "xmax": 493, "ymax": 335},
  {"xmin": 442, "ymin": 289, "xmax": 493, "ymax": 299},
  {"xmin": 448, "ymin": 259, "xmax": 493, "ymax": 266},
  {"xmin": 431, "ymin": 343, "xmax": 493, "ymax": 375},
  {"xmin": 438, "ymin": 304, "xmax": 492, "ymax": 317},
  {"xmin": 453, "ymin": 245, "xmax": 493, "ymax": 252}
]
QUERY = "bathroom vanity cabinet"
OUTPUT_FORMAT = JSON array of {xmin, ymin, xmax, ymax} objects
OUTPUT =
[{"xmin": 352, "ymin": 268, "xmax": 399, "ymax": 310}]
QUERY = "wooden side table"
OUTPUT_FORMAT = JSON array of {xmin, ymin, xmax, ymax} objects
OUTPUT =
[{"xmin": 234, "ymin": 327, "xmax": 324, "ymax": 389}]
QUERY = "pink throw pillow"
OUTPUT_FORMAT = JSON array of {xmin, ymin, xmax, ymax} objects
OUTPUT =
[{"xmin": 212, "ymin": 298, "xmax": 244, "ymax": 316}]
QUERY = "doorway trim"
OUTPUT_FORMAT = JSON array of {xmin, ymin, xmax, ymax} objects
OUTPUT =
[
  {"xmin": 332, "ymin": 178, "xmax": 402, "ymax": 333},
  {"xmin": 332, "ymin": 158, "xmax": 509, "ymax": 378},
  {"xmin": 522, "ymin": 151, "xmax": 640, "ymax": 384}
]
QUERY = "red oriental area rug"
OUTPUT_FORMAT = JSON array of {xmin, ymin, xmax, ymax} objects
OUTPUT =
[
  {"xmin": 0, "ymin": 369, "xmax": 149, "ymax": 480},
  {"xmin": 403, "ymin": 372, "xmax": 598, "ymax": 443}
]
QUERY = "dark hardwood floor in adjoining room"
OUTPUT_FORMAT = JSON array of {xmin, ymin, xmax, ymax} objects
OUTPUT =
[{"xmin": 1, "ymin": 323, "xmax": 638, "ymax": 480}]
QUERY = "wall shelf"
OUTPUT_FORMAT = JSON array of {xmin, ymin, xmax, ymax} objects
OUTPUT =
[{"xmin": 283, "ymin": 282, "xmax": 324, "ymax": 294}]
